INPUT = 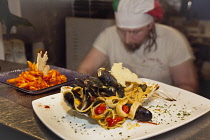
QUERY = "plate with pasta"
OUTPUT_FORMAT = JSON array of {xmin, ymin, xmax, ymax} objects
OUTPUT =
[
  {"xmin": 0, "ymin": 51, "xmax": 88, "ymax": 94},
  {"xmin": 0, "ymin": 65, "xmax": 87, "ymax": 94},
  {"xmin": 32, "ymin": 78, "xmax": 210, "ymax": 140}
]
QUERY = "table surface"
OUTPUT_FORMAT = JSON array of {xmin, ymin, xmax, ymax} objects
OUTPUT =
[{"xmin": 0, "ymin": 60, "xmax": 210, "ymax": 140}]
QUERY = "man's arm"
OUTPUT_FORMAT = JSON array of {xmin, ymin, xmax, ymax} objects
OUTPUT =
[
  {"xmin": 170, "ymin": 59, "xmax": 199, "ymax": 93},
  {"xmin": 76, "ymin": 47, "xmax": 108, "ymax": 75}
]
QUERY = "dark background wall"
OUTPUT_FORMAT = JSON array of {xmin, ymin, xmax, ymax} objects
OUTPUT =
[
  {"xmin": 190, "ymin": 0, "xmax": 210, "ymax": 20},
  {"xmin": 18, "ymin": 0, "xmax": 74, "ymax": 68},
  {"xmin": 17, "ymin": 0, "xmax": 113, "ymax": 68}
]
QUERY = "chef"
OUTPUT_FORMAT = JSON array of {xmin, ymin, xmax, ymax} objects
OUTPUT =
[{"xmin": 77, "ymin": 0, "xmax": 199, "ymax": 93}]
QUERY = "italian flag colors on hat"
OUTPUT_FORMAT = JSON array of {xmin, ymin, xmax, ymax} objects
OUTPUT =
[{"xmin": 113, "ymin": 0, "xmax": 163, "ymax": 28}]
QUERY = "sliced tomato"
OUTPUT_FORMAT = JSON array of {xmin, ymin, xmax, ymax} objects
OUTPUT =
[
  {"xmin": 106, "ymin": 117, "xmax": 112, "ymax": 122},
  {"xmin": 106, "ymin": 116, "xmax": 123, "ymax": 127},
  {"xmin": 122, "ymin": 105, "xmax": 130, "ymax": 114},
  {"xmin": 94, "ymin": 103, "xmax": 106, "ymax": 115},
  {"xmin": 113, "ymin": 116, "xmax": 123, "ymax": 122}
]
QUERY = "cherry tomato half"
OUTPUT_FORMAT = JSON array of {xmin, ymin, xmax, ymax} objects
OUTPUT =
[
  {"xmin": 122, "ymin": 105, "xmax": 130, "ymax": 114},
  {"xmin": 106, "ymin": 116, "xmax": 123, "ymax": 127},
  {"xmin": 94, "ymin": 103, "xmax": 106, "ymax": 115}
]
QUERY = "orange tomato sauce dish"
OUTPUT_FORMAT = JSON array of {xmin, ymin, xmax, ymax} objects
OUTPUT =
[{"xmin": 6, "ymin": 51, "xmax": 67, "ymax": 91}]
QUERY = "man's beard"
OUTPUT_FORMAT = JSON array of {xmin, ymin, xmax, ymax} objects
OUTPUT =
[{"xmin": 124, "ymin": 42, "xmax": 141, "ymax": 52}]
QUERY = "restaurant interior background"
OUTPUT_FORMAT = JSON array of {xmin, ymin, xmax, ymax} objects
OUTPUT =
[{"xmin": 1, "ymin": 0, "xmax": 210, "ymax": 98}]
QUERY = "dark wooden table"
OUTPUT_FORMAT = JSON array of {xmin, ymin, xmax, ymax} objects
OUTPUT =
[{"xmin": 0, "ymin": 60, "xmax": 210, "ymax": 140}]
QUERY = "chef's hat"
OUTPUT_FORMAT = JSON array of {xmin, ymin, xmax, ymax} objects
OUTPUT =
[{"xmin": 113, "ymin": 0, "xmax": 163, "ymax": 29}]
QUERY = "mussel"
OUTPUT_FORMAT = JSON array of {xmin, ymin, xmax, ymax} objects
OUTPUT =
[
  {"xmin": 62, "ymin": 86, "xmax": 95, "ymax": 116},
  {"xmin": 126, "ymin": 103, "xmax": 152, "ymax": 122},
  {"xmin": 135, "ymin": 106, "xmax": 152, "ymax": 121},
  {"xmin": 98, "ymin": 68, "xmax": 124, "ymax": 98},
  {"xmin": 97, "ymin": 68, "xmax": 118, "ymax": 87}
]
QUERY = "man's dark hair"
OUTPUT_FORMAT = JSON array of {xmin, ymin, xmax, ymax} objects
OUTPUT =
[{"xmin": 144, "ymin": 26, "xmax": 157, "ymax": 53}]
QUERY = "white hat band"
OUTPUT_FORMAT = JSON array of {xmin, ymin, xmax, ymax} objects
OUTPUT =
[{"xmin": 115, "ymin": 12, "xmax": 154, "ymax": 29}]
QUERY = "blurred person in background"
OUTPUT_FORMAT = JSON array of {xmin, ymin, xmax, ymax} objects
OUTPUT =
[{"xmin": 77, "ymin": 0, "xmax": 199, "ymax": 93}]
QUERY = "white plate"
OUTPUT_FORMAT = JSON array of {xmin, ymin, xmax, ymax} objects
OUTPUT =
[{"xmin": 32, "ymin": 78, "xmax": 210, "ymax": 140}]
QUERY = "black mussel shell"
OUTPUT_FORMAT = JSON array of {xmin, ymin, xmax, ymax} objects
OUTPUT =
[
  {"xmin": 116, "ymin": 85, "xmax": 124, "ymax": 98},
  {"xmin": 78, "ymin": 87, "xmax": 93, "ymax": 111},
  {"xmin": 97, "ymin": 68, "xmax": 124, "ymax": 98},
  {"xmin": 84, "ymin": 77, "xmax": 104, "ymax": 88},
  {"xmin": 63, "ymin": 91, "xmax": 75, "ymax": 110},
  {"xmin": 97, "ymin": 68, "xmax": 119, "ymax": 87},
  {"xmin": 74, "ymin": 78, "xmax": 87, "ymax": 87},
  {"xmin": 71, "ymin": 87, "xmax": 83, "ymax": 99},
  {"xmin": 135, "ymin": 106, "xmax": 152, "ymax": 122},
  {"xmin": 98, "ymin": 86, "xmax": 116, "ymax": 97},
  {"xmin": 63, "ymin": 87, "xmax": 94, "ymax": 112},
  {"xmin": 63, "ymin": 91, "xmax": 90, "ymax": 117}
]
